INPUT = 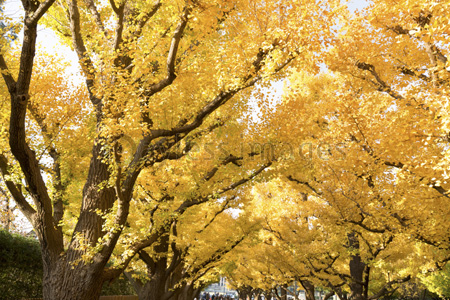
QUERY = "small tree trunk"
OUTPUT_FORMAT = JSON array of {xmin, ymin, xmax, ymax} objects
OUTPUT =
[
  {"xmin": 300, "ymin": 280, "xmax": 315, "ymax": 300},
  {"xmin": 280, "ymin": 284, "xmax": 288, "ymax": 300},
  {"xmin": 5, "ymin": 197, "xmax": 11, "ymax": 231},
  {"xmin": 238, "ymin": 289, "xmax": 251, "ymax": 300},
  {"xmin": 324, "ymin": 291, "xmax": 335, "ymax": 300},
  {"xmin": 348, "ymin": 233, "xmax": 366, "ymax": 300}
]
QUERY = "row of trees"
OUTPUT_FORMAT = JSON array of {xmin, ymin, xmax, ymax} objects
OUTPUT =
[
  {"xmin": 0, "ymin": 0, "xmax": 449, "ymax": 299},
  {"xmin": 221, "ymin": 1, "xmax": 450, "ymax": 299}
]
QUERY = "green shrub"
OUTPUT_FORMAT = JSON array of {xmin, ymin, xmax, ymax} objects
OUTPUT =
[
  {"xmin": 0, "ymin": 228, "xmax": 135, "ymax": 299},
  {"xmin": 0, "ymin": 229, "xmax": 43, "ymax": 299}
]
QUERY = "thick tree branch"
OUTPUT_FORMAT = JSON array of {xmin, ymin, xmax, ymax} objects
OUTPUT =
[
  {"xmin": 351, "ymin": 134, "xmax": 450, "ymax": 199},
  {"xmin": 124, "ymin": 46, "xmax": 294, "ymax": 201},
  {"xmin": 287, "ymin": 175, "xmax": 322, "ymax": 196},
  {"xmin": 0, "ymin": 154, "xmax": 36, "ymax": 222},
  {"xmin": 138, "ymin": 249, "xmax": 156, "ymax": 272},
  {"xmin": 85, "ymin": 0, "xmax": 107, "ymax": 37},
  {"xmin": 387, "ymin": 22, "xmax": 448, "ymax": 86},
  {"xmin": 149, "ymin": 49, "xmax": 296, "ymax": 141},
  {"xmin": 188, "ymin": 235, "xmax": 246, "ymax": 279},
  {"xmin": 412, "ymin": 12, "xmax": 448, "ymax": 67},
  {"xmin": 149, "ymin": 118, "xmax": 227, "ymax": 165},
  {"xmin": 8, "ymin": 2, "xmax": 63, "ymax": 253},
  {"xmin": 111, "ymin": 1, "xmax": 163, "ymax": 71},
  {"xmin": 103, "ymin": 222, "xmax": 171, "ymax": 280},
  {"xmin": 415, "ymin": 233, "xmax": 450, "ymax": 250},
  {"xmin": 66, "ymin": 0, "xmax": 99, "ymax": 105},
  {"xmin": 124, "ymin": 271, "xmax": 143, "ymax": 294},
  {"xmin": 382, "ymin": 160, "xmax": 449, "ymax": 199},
  {"xmin": 112, "ymin": 48, "xmax": 294, "ymax": 270},
  {"xmin": 105, "ymin": 161, "xmax": 270, "ymax": 279},
  {"xmin": 165, "ymin": 221, "xmax": 184, "ymax": 277},
  {"xmin": 97, "ymin": 148, "xmax": 131, "ymax": 263},
  {"xmin": 27, "ymin": 102, "xmax": 65, "ymax": 230},
  {"xmin": 108, "ymin": 0, "xmax": 120, "ymax": 15},
  {"xmin": 399, "ymin": 66, "xmax": 431, "ymax": 82},
  {"xmin": 0, "ymin": 54, "xmax": 16, "ymax": 94},
  {"xmin": 355, "ymin": 61, "xmax": 404, "ymax": 100},
  {"xmin": 196, "ymin": 196, "xmax": 235, "ymax": 234},
  {"xmin": 203, "ymin": 154, "xmax": 243, "ymax": 182},
  {"xmin": 133, "ymin": 0, "xmax": 162, "ymax": 38},
  {"xmin": 113, "ymin": 3, "xmax": 126, "ymax": 52},
  {"xmin": 30, "ymin": 0, "xmax": 57, "ymax": 24},
  {"xmin": 423, "ymin": 41, "xmax": 448, "ymax": 86},
  {"xmin": 17, "ymin": 20, "xmax": 37, "ymax": 95},
  {"xmin": 150, "ymin": 91, "xmax": 238, "ymax": 139},
  {"xmin": 214, "ymin": 162, "xmax": 271, "ymax": 195},
  {"xmin": 345, "ymin": 217, "xmax": 387, "ymax": 234},
  {"xmin": 173, "ymin": 163, "xmax": 270, "ymax": 214},
  {"xmin": 143, "ymin": 5, "xmax": 190, "ymax": 98}
]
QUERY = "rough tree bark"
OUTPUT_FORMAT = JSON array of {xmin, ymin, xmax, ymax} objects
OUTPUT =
[{"xmin": 136, "ymin": 234, "xmax": 170, "ymax": 300}]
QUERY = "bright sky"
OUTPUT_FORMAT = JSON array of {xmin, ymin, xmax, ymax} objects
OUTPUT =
[
  {"xmin": 348, "ymin": 0, "xmax": 369, "ymax": 12},
  {"xmin": 3, "ymin": 0, "xmax": 79, "ymax": 70}
]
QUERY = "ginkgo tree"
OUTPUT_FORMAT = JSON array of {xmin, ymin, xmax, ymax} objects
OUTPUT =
[
  {"xmin": 248, "ymin": 1, "xmax": 450, "ymax": 299},
  {"xmin": 0, "ymin": 0, "xmax": 338, "ymax": 299},
  {"xmin": 224, "ymin": 166, "xmax": 445, "ymax": 300},
  {"xmin": 315, "ymin": 0, "xmax": 450, "ymax": 259},
  {"xmin": 113, "ymin": 125, "xmax": 272, "ymax": 300},
  {"xmin": 124, "ymin": 197, "xmax": 254, "ymax": 300}
]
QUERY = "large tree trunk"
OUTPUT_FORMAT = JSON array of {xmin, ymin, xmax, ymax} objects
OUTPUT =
[
  {"xmin": 42, "ymin": 258, "xmax": 105, "ymax": 300},
  {"xmin": 136, "ymin": 233, "xmax": 171, "ymax": 300},
  {"xmin": 192, "ymin": 288, "xmax": 202, "ymax": 300},
  {"xmin": 38, "ymin": 147, "xmax": 119, "ymax": 300},
  {"xmin": 169, "ymin": 284, "xmax": 200, "ymax": 300},
  {"xmin": 137, "ymin": 270, "xmax": 167, "ymax": 300}
]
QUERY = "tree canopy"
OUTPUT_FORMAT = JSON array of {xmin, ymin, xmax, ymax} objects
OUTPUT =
[
  {"xmin": 1, "ymin": 0, "xmax": 449, "ymax": 300},
  {"xmin": 227, "ymin": 1, "xmax": 450, "ymax": 299},
  {"xmin": 0, "ymin": 0, "xmax": 337, "ymax": 299}
]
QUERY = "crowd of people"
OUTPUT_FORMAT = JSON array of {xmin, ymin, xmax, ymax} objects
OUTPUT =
[{"xmin": 199, "ymin": 292, "xmax": 236, "ymax": 300}]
